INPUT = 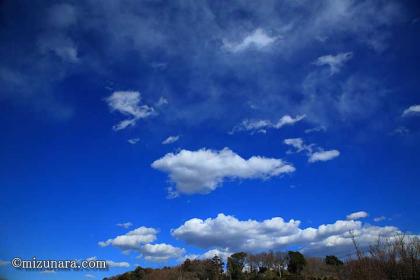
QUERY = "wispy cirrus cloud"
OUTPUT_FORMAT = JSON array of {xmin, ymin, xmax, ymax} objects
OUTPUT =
[
  {"xmin": 231, "ymin": 115, "xmax": 305, "ymax": 134},
  {"xmin": 116, "ymin": 222, "xmax": 133, "ymax": 229},
  {"xmin": 308, "ymin": 150, "xmax": 340, "ymax": 163},
  {"xmin": 284, "ymin": 138, "xmax": 340, "ymax": 163},
  {"xmin": 374, "ymin": 216, "xmax": 387, "ymax": 222},
  {"xmin": 127, "ymin": 138, "xmax": 140, "ymax": 145},
  {"xmin": 162, "ymin": 135, "xmax": 180, "ymax": 145},
  {"xmin": 223, "ymin": 28, "xmax": 279, "ymax": 53},
  {"xmin": 402, "ymin": 104, "xmax": 420, "ymax": 117},
  {"xmin": 313, "ymin": 52, "xmax": 353, "ymax": 75},
  {"xmin": 152, "ymin": 148, "xmax": 295, "ymax": 195},
  {"xmin": 106, "ymin": 260, "xmax": 130, "ymax": 268},
  {"xmin": 105, "ymin": 91, "xmax": 155, "ymax": 131},
  {"xmin": 346, "ymin": 211, "xmax": 369, "ymax": 220}
]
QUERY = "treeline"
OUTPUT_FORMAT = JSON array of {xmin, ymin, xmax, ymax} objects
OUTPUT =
[{"xmin": 104, "ymin": 236, "xmax": 420, "ymax": 280}]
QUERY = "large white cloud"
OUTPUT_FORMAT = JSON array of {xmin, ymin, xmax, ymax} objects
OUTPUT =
[
  {"xmin": 172, "ymin": 213, "xmax": 301, "ymax": 252},
  {"xmin": 231, "ymin": 115, "xmax": 305, "ymax": 134},
  {"xmin": 172, "ymin": 213, "xmax": 413, "ymax": 256},
  {"xmin": 402, "ymin": 104, "xmax": 420, "ymax": 117},
  {"xmin": 151, "ymin": 148, "xmax": 295, "ymax": 195},
  {"xmin": 98, "ymin": 226, "xmax": 158, "ymax": 250},
  {"xmin": 105, "ymin": 91, "xmax": 155, "ymax": 131}
]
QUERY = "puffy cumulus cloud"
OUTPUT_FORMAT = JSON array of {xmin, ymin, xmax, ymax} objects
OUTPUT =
[
  {"xmin": 99, "ymin": 227, "xmax": 185, "ymax": 262},
  {"xmin": 139, "ymin": 243, "xmax": 185, "ymax": 262},
  {"xmin": 223, "ymin": 28, "xmax": 279, "ymax": 53},
  {"xmin": 308, "ymin": 150, "xmax": 340, "ymax": 163},
  {"xmin": 98, "ymin": 227, "xmax": 158, "ymax": 250},
  {"xmin": 172, "ymin": 213, "xmax": 415, "ymax": 256},
  {"xmin": 284, "ymin": 138, "xmax": 339, "ymax": 163},
  {"xmin": 172, "ymin": 213, "xmax": 301, "ymax": 252},
  {"xmin": 151, "ymin": 148, "xmax": 295, "ymax": 195},
  {"xmin": 162, "ymin": 135, "xmax": 180, "ymax": 145},
  {"xmin": 116, "ymin": 222, "xmax": 133, "ymax": 229},
  {"xmin": 231, "ymin": 115, "xmax": 305, "ymax": 134},
  {"xmin": 313, "ymin": 52, "xmax": 353, "ymax": 74},
  {"xmin": 105, "ymin": 91, "xmax": 155, "ymax": 131},
  {"xmin": 346, "ymin": 211, "xmax": 369, "ymax": 220},
  {"xmin": 402, "ymin": 104, "xmax": 420, "ymax": 117}
]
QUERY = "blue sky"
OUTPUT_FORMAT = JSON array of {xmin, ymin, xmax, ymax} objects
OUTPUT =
[{"xmin": 1, "ymin": 0, "xmax": 420, "ymax": 279}]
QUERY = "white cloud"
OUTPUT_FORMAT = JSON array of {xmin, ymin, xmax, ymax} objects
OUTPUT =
[
  {"xmin": 373, "ymin": 216, "xmax": 386, "ymax": 222},
  {"xmin": 139, "ymin": 243, "xmax": 185, "ymax": 262},
  {"xmin": 0, "ymin": 260, "xmax": 8, "ymax": 267},
  {"xmin": 106, "ymin": 260, "xmax": 130, "ymax": 268},
  {"xmin": 223, "ymin": 28, "xmax": 279, "ymax": 53},
  {"xmin": 304, "ymin": 126, "xmax": 327, "ymax": 134},
  {"xmin": 99, "ymin": 228, "xmax": 185, "ymax": 262},
  {"xmin": 105, "ymin": 91, "xmax": 155, "ymax": 131},
  {"xmin": 346, "ymin": 211, "xmax": 369, "ymax": 220},
  {"xmin": 151, "ymin": 148, "xmax": 295, "ymax": 195},
  {"xmin": 231, "ymin": 115, "xmax": 305, "ymax": 134},
  {"xmin": 37, "ymin": 34, "xmax": 79, "ymax": 63},
  {"xmin": 98, "ymin": 227, "xmax": 158, "ymax": 250},
  {"xmin": 284, "ymin": 138, "xmax": 311, "ymax": 153},
  {"xmin": 85, "ymin": 273, "xmax": 96, "ymax": 279},
  {"xmin": 283, "ymin": 138, "xmax": 339, "ymax": 163},
  {"xmin": 184, "ymin": 248, "xmax": 232, "ymax": 261},
  {"xmin": 313, "ymin": 52, "xmax": 353, "ymax": 74},
  {"xmin": 172, "ymin": 213, "xmax": 414, "ymax": 256},
  {"xmin": 402, "ymin": 104, "xmax": 420, "ymax": 117},
  {"xmin": 116, "ymin": 222, "xmax": 133, "ymax": 229},
  {"xmin": 162, "ymin": 135, "xmax": 180, "ymax": 145},
  {"xmin": 127, "ymin": 138, "xmax": 140, "ymax": 144},
  {"xmin": 392, "ymin": 126, "xmax": 409, "ymax": 135},
  {"xmin": 308, "ymin": 150, "xmax": 340, "ymax": 163},
  {"xmin": 172, "ymin": 213, "xmax": 301, "ymax": 252},
  {"xmin": 156, "ymin": 96, "xmax": 168, "ymax": 107}
]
